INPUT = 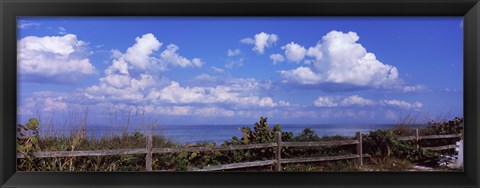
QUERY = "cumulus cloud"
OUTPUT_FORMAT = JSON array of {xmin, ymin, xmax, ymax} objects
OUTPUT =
[
  {"xmin": 148, "ymin": 81, "xmax": 281, "ymax": 108},
  {"xmin": 313, "ymin": 95, "xmax": 422, "ymax": 110},
  {"xmin": 227, "ymin": 49, "xmax": 241, "ymax": 57},
  {"xmin": 281, "ymin": 42, "xmax": 306, "ymax": 63},
  {"xmin": 279, "ymin": 30, "xmax": 400, "ymax": 90},
  {"xmin": 83, "ymin": 32, "xmax": 289, "ymax": 114},
  {"xmin": 270, "ymin": 54, "xmax": 285, "ymax": 65},
  {"xmin": 123, "ymin": 33, "xmax": 162, "ymax": 70},
  {"xmin": 381, "ymin": 100, "xmax": 423, "ymax": 110},
  {"xmin": 110, "ymin": 49, "xmax": 123, "ymax": 59},
  {"xmin": 241, "ymin": 32, "xmax": 278, "ymax": 54},
  {"xmin": 20, "ymin": 33, "xmax": 299, "ymax": 120},
  {"xmin": 18, "ymin": 34, "xmax": 96, "ymax": 83},
  {"xmin": 86, "ymin": 33, "xmax": 205, "ymax": 103},
  {"xmin": 278, "ymin": 66, "xmax": 322, "ymax": 85},
  {"xmin": 314, "ymin": 96, "xmax": 339, "ymax": 107},
  {"xmin": 105, "ymin": 33, "xmax": 203, "ymax": 76},
  {"xmin": 340, "ymin": 95, "xmax": 374, "ymax": 106},
  {"xmin": 160, "ymin": 44, "xmax": 204, "ymax": 68},
  {"xmin": 17, "ymin": 91, "xmax": 74, "ymax": 116}
]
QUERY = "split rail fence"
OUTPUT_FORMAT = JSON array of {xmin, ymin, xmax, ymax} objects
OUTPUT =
[{"xmin": 17, "ymin": 129, "xmax": 462, "ymax": 171}]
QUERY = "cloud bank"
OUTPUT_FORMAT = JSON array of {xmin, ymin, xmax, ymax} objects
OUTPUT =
[{"xmin": 18, "ymin": 34, "xmax": 96, "ymax": 83}]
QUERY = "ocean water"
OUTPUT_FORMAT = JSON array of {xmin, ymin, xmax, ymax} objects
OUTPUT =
[{"xmin": 42, "ymin": 123, "xmax": 425, "ymax": 145}]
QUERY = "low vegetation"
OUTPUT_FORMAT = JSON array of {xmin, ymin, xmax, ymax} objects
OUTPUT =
[{"xmin": 17, "ymin": 116, "xmax": 463, "ymax": 171}]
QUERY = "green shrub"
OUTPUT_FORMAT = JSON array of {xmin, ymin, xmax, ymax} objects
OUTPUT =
[{"xmin": 363, "ymin": 129, "xmax": 438, "ymax": 163}]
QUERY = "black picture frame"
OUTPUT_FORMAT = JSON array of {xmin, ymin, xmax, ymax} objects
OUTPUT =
[{"xmin": 1, "ymin": 0, "xmax": 479, "ymax": 187}]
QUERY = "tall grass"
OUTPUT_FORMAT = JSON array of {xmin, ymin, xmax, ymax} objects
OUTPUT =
[
  {"xmin": 18, "ymin": 112, "xmax": 463, "ymax": 172},
  {"xmin": 17, "ymin": 109, "xmax": 177, "ymax": 171}
]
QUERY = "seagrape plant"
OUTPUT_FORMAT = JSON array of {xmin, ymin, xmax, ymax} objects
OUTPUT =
[{"xmin": 17, "ymin": 118, "xmax": 40, "ymax": 169}]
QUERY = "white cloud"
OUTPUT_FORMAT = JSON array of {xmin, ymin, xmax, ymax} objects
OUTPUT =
[
  {"xmin": 211, "ymin": 66, "xmax": 224, "ymax": 73},
  {"xmin": 194, "ymin": 107, "xmax": 235, "ymax": 117},
  {"xmin": 399, "ymin": 85, "xmax": 429, "ymax": 93},
  {"xmin": 90, "ymin": 33, "xmax": 207, "ymax": 103},
  {"xmin": 340, "ymin": 95, "xmax": 374, "ymax": 106},
  {"xmin": 43, "ymin": 97, "xmax": 68, "ymax": 112},
  {"xmin": 58, "ymin": 27, "xmax": 67, "ymax": 35},
  {"xmin": 85, "ymin": 34, "xmax": 181, "ymax": 102},
  {"xmin": 313, "ymin": 95, "xmax": 422, "ymax": 110},
  {"xmin": 241, "ymin": 32, "xmax": 278, "ymax": 54},
  {"xmin": 279, "ymin": 30, "xmax": 400, "ymax": 90},
  {"xmin": 148, "ymin": 81, "xmax": 283, "ymax": 108},
  {"xmin": 18, "ymin": 92, "xmax": 73, "ymax": 116},
  {"xmin": 106, "ymin": 33, "xmax": 203, "ymax": 75},
  {"xmin": 18, "ymin": 20, "xmax": 41, "ymax": 29},
  {"xmin": 21, "ymin": 33, "xmax": 308, "ymax": 119},
  {"xmin": 381, "ymin": 100, "xmax": 423, "ymax": 110},
  {"xmin": 156, "ymin": 106, "xmax": 193, "ymax": 116},
  {"xmin": 18, "ymin": 34, "xmax": 96, "ymax": 82},
  {"xmin": 239, "ymin": 38, "xmax": 255, "ymax": 44},
  {"xmin": 85, "ymin": 71, "xmax": 161, "ymax": 102},
  {"xmin": 161, "ymin": 44, "xmax": 203, "ymax": 68},
  {"xmin": 306, "ymin": 43, "xmax": 323, "ymax": 61},
  {"xmin": 270, "ymin": 53, "xmax": 285, "ymax": 65},
  {"xmin": 278, "ymin": 66, "xmax": 322, "ymax": 85},
  {"xmin": 123, "ymin": 33, "xmax": 162, "ymax": 70},
  {"xmin": 225, "ymin": 58, "xmax": 245, "ymax": 69},
  {"xmin": 227, "ymin": 49, "xmax": 241, "ymax": 56},
  {"xmin": 278, "ymin": 100, "xmax": 291, "ymax": 107},
  {"xmin": 281, "ymin": 42, "xmax": 306, "ymax": 63},
  {"xmin": 110, "ymin": 49, "xmax": 123, "ymax": 59},
  {"xmin": 314, "ymin": 96, "xmax": 339, "ymax": 107}
]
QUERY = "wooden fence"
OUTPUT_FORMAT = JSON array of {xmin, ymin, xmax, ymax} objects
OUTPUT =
[
  {"xmin": 17, "ymin": 129, "xmax": 462, "ymax": 171},
  {"xmin": 396, "ymin": 129, "xmax": 463, "ymax": 151}
]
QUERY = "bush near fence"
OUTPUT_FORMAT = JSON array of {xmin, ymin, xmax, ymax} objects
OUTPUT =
[{"xmin": 17, "ymin": 117, "xmax": 463, "ymax": 171}]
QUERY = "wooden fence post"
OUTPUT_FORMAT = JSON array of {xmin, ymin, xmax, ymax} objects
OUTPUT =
[
  {"xmin": 415, "ymin": 129, "xmax": 419, "ymax": 149},
  {"xmin": 356, "ymin": 132, "xmax": 363, "ymax": 166},
  {"xmin": 274, "ymin": 131, "xmax": 282, "ymax": 171},
  {"xmin": 146, "ymin": 134, "xmax": 153, "ymax": 171}
]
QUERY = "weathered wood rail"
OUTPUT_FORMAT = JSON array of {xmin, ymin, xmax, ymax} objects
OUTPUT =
[
  {"xmin": 17, "ymin": 131, "xmax": 365, "ymax": 171},
  {"xmin": 17, "ymin": 129, "xmax": 461, "ymax": 171},
  {"xmin": 396, "ymin": 129, "xmax": 462, "ymax": 152}
]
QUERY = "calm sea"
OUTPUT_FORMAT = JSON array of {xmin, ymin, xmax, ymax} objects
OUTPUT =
[{"xmin": 41, "ymin": 123, "xmax": 427, "ymax": 145}]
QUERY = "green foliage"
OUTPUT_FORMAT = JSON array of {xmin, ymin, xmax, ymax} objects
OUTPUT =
[
  {"xmin": 426, "ymin": 117, "xmax": 464, "ymax": 135},
  {"xmin": 17, "ymin": 118, "xmax": 41, "ymax": 170},
  {"xmin": 227, "ymin": 116, "xmax": 293, "ymax": 144},
  {"xmin": 18, "ymin": 116, "xmax": 463, "ymax": 171},
  {"xmin": 363, "ymin": 129, "xmax": 438, "ymax": 163},
  {"xmin": 217, "ymin": 117, "xmax": 293, "ymax": 165},
  {"xmin": 294, "ymin": 128, "xmax": 320, "ymax": 141}
]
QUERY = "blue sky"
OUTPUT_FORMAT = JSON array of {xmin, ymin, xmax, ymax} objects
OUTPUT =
[{"xmin": 17, "ymin": 17, "xmax": 463, "ymax": 126}]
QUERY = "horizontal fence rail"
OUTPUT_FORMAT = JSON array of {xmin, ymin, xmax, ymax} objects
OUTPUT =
[
  {"xmin": 152, "ymin": 143, "xmax": 277, "ymax": 154},
  {"xmin": 281, "ymin": 140, "xmax": 359, "ymax": 148},
  {"xmin": 397, "ymin": 133, "xmax": 462, "ymax": 141},
  {"xmin": 423, "ymin": 144, "xmax": 458, "ymax": 151},
  {"xmin": 281, "ymin": 154, "xmax": 367, "ymax": 164},
  {"xmin": 191, "ymin": 160, "xmax": 277, "ymax": 171},
  {"xmin": 17, "ymin": 148, "xmax": 148, "ymax": 158},
  {"xmin": 17, "ymin": 143, "xmax": 277, "ymax": 158},
  {"xmin": 396, "ymin": 130, "xmax": 462, "ymax": 152},
  {"xmin": 17, "ymin": 129, "xmax": 462, "ymax": 171}
]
